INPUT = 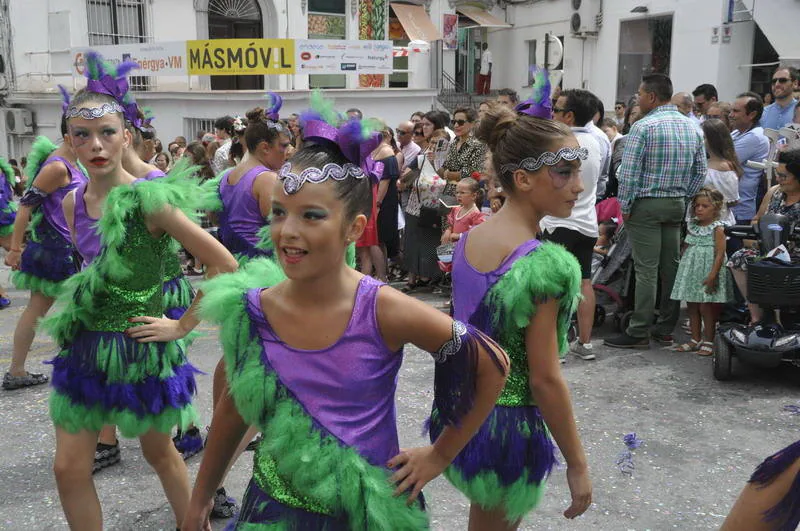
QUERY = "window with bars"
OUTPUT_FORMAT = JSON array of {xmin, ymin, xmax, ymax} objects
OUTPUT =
[
  {"xmin": 184, "ymin": 118, "xmax": 217, "ymax": 144},
  {"xmin": 87, "ymin": 0, "xmax": 151, "ymax": 90}
]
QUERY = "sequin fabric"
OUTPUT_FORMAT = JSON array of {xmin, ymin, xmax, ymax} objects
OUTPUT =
[
  {"xmin": 496, "ymin": 329, "xmax": 535, "ymax": 407},
  {"xmin": 86, "ymin": 208, "xmax": 169, "ymax": 332},
  {"xmin": 253, "ymin": 444, "xmax": 334, "ymax": 516}
]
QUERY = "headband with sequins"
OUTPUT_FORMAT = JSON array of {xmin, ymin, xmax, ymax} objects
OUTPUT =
[
  {"xmin": 500, "ymin": 146, "xmax": 588, "ymax": 175},
  {"xmin": 279, "ymin": 161, "xmax": 366, "ymax": 195},
  {"xmin": 65, "ymin": 101, "xmax": 125, "ymax": 120}
]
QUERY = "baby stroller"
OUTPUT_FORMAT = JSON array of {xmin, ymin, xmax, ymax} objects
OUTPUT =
[{"xmin": 566, "ymin": 223, "xmax": 636, "ymax": 342}]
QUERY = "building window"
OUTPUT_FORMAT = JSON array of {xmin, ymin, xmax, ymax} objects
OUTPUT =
[
  {"xmin": 616, "ymin": 15, "xmax": 673, "ymax": 102},
  {"xmin": 184, "ymin": 117, "xmax": 217, "ymax": 143},
  {"xmin": 87, "ymin": 0, "xmax": 151, "ymax": 90},
  {"xmin": 308, "ymin": 0, "xmax": 346, "ymax": 89},
  {"xmin": 87, "ymin": 0, "xmax": 149, "ymax": 45},
  {"xmin": 526, "ymin": 39, "xmax": 536, "ymax": 86}
]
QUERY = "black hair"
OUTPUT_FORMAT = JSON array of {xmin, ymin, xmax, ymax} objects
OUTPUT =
[
  {"xmin": 498, "ymin": 88, "xmax": 519, "ymax": 104},
  {"xmin": 288, "ymin": 141, "xmax": 372, "ymax": 223},
  {"xmin": 423, "ymin": 110, "xmax": 448, "ymax": 131},
  {"xmin": 561, "ymin": 89, "xmax": 597, "ymax": 126},
  {"xmin": 692, "ymin": 83, "xmax": 718, "ymax": 101},
  {"xmin": 593, "ymin": 97, "xmax": 604, "ymax": 126},
  {"xmin": 779, "ymin": 148, "xmax": 800, "ymax": 181},
  {"xmin": 346, "ymin": 108, "xmax": 363, "ymax": 119},
  {"xmin": 60, "ymin": 114, "xmax": 68, "ymax": 136},
  {"xmin": 243, "ymin": 107, "xmax": 288, "ymax": 153},
  {"xmin": 736, "ymin": 91, "xmax": 765, "ymax": 123},
  {"xmin": 214, "ymin": 115, "xmax": 235, "ymax": 137},
  {"xmin": 641, "ymin": 73, "xmax": 673, "ymax": 102},
  {"xmin": 8, "ymin": 159, "xmax": 17, "ymax": 166},
  {"xmin": 615, "ymin": 100, "xmax": 625, "ymax": 107},
  {"xmin": 410, "ymin": 111, "xmax": 425, "ymax": 121}
]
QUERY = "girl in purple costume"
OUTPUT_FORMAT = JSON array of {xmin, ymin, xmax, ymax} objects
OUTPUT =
[
  {"xmin": 182, "ymin": 110, "xmax": 510, "ymax": 530},
  {"xmin": 44, "ymin": 54, "xmax": 239, "ymax": 531},
  {"xmin": 722, "ymin": 439, "xmax": 800, "ymax": 531},
  {"xmin": 0, "ymin": 157, "xmax": 17, "ymax": 308},
  {"xmin": 216, "ymin": 105, "xmax": 291, "ymax": 264},
  {"xmin": 3, "ymin": 122, "xmax": 87, "ymax": 391},
  {"xmin": 428, "ymin": 106, "xmax": 593, "ymax": 529}
]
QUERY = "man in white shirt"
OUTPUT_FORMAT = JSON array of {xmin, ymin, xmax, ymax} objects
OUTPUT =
[
  {"xmin": 542, "ymin": 89, "xmax": 602, "ymax": 361},
  {"xmin": 396, "ymin": 121, "xmax": 420, "ymax": 171},
  {"xmin": 478, "ymin": 43, "xmax": 492, "ymax": 95}
]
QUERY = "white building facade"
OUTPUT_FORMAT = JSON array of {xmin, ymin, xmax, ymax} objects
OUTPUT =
[{"xmin": 1, "ymin": 0, "xmax": 798, "ymax": 159}]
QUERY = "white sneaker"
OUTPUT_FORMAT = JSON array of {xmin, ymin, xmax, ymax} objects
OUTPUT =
[
  {"xmin": 571, "ymin": 341, "xmax": 596, "ymax": 361},
  {"xmin": 560, "ymin": 356, "xmax": 567, "ymax": 364}
]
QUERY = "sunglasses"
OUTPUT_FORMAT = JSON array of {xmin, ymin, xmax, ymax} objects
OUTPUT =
[
  {"xmin": 552, "ymin": 107, "xmax": 568, "ymax": 114},
  {"xmin": 615, "ymin": 105, "xmax": 623, "ymax": 109},
  {"xmin": 451, "ymin": 119, "xmax": 470, "ymax": 126},
  {"xmin": 395, "ymin": 129, "xmax": 410, "ymax": 135},
  {"xmin": 773, "ymin": 77, "xmax": 791, "ymax": 84},
  {"xmin": 413, "ymin": 130, "xmax": 424, "ymax": 136}
]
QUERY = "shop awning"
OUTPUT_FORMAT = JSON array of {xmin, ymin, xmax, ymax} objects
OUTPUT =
[
  {"xmin": 390, "ymin": 3, "xmax": 442, "ymax": 42},
  {"xmin": 750, "ymin": 3, "xmax": 800, "ymax": 61},
  {"xmin": 456, "ymin": 6, "xmax": 511, "ymax": 28}
]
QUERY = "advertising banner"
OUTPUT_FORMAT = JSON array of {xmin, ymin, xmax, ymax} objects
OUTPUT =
[
  {"xmin": 442, "ymin": 14, "xmax": 458, "ymax": 50},
  {"xmin": 295, "ymin": 40, "xmax": 393, "ymax": 75},
  {"xmin": 71, "ymin": 42, "xmax": 186, "ymax": 77},
  {"xmin": 186, "ymin": 39, "xmax": 295, "ymax": 75}
]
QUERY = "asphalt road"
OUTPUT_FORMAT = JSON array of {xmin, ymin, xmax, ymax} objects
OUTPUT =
[{"xmin": 0, "ymin": 264, "xmax": 798, "ymax": 530}]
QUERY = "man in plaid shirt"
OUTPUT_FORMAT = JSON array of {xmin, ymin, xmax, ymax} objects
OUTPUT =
[{"xmin": 605, "ymin": 73, "xmax": 707, "ymax": 349}]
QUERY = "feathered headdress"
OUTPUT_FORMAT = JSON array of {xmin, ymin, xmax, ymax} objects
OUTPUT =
[
  {"xmin": 79, "ymin": 51, "xmax": 143, "ymax": 127},
  {"xmin": 57, "ymin": 85, "xmax": 71, "ymax": 116},
  {"xmin": 264, "ymin": 92, "xmax": 283, "ymax": 121},
  {"xmin": 515, "ymin": 66, "xmax": 553, "ymax": 119}
]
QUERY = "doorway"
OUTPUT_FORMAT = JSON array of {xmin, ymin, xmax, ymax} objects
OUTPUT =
[{"xmin": 208, "ymin": 0, "xmax": 264, "ymax": 90}]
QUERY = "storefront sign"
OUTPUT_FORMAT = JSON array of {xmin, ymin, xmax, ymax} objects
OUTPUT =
[
  {"xmin": 71, "ymin": 42, "xmax": 186, "ymax": 77},
  {"xmin": 186, "ymin": 39, "xmax": 295, "ymax": 75},
  {"xmin": 295, "ymin": 40, "xmax": 393, "ymax": 74}
]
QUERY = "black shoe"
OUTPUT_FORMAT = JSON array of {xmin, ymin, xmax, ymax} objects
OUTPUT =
[
  {"xmin": 93, "ymin": 442, "xmax": 121, "ymax": 474},
  {"xmin": 650, "ymin": 333, "xmax": 674, "ymax": 346},
  {"xmin": 604, "ymin": 334, "xmax": 650, "ymax": 349},
  {"xmin": 210, "ymin": 487, "xmax": 238, "ymax": 519}
]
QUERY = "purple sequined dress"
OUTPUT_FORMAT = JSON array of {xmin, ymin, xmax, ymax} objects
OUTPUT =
[
  {"xmin": 14, "ymin": 156, "xmax": 86, "ymax": 295},
  {"xmin": 72, "ymin": 182, "xmax": 101, "ymax": 268},
  {"xmin": 219, "ymin": 165, "xmax": 272, "ymax": 262}
]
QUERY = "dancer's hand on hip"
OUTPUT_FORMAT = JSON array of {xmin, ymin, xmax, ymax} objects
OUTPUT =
[
  {"xmin": 126, "ymin": 316, "xmax": 191, "ymax": 342},
  {"xmin": 388, "ymin": 445, "xmax": 449, "ymax": 505}
]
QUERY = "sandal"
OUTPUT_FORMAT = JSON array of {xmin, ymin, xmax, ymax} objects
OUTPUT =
[
  {"xmin": 2, "ymin": 371, "xmax": 49, "ymax": 390},
  {"xmin": 93, "ymin": 441, "xmax": 121, "ymax": 473},
  {"xmin": 400, "ymin": 281, "xmax": 418, "ymax": 293},
  {"xmin": 697, "ymin": 341, "xmax": 714, "ymax": 356},
  {"xmin": 674, "ymin": 340, "xmax": 700, "ymax": 352}
]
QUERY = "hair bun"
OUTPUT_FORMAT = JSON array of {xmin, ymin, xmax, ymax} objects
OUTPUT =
[
  {"xmin": 246, "ymin": 107, "xmax": 266, "ymax": 122},
  {"xmin": 475, "ymin": 107, "xmax": 517, "ymax": 151}
]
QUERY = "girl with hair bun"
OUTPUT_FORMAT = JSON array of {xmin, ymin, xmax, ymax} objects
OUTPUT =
[
  {"xmin": 182, "ymin": 95, "xmax": 509, "ymax": 530},
  {"xmin": 428, "ymin": 105, "xmax": 593, "ymax": 529}
]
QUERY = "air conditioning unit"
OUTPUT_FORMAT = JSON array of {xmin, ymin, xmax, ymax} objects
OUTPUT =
[
  {"xmin": 570, "ymin": 0, "xmax": 601, "ymax": 36},
  {"xmin": 4, "ymin": 108, "xmax": 34, "ymax": 135}
]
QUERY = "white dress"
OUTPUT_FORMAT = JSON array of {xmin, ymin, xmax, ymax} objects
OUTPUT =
[{"xmin": 685, "ymin": 168, "xmax": 739, "ymax": 225}]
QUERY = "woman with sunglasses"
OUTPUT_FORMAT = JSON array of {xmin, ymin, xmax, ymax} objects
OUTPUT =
[{"xmin": 439, "ymin": 107, "xmax": 487, "ymax": 187}]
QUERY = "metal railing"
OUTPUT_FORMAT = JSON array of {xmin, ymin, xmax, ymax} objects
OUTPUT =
[{"xmin": 439, "ymin": 71, "xmax": 474, "ymax": 112}]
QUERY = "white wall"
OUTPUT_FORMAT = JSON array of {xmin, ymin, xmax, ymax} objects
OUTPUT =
[{"xmin": 487, "ymin": 0, "xmax": 762, "ymax": 109}]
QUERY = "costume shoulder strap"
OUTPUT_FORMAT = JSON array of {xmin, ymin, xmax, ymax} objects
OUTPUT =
[
  {"xmin": 486, "ymin": 241, "xmax": 581, "ymax": 354},
  {"xmin": 24, "ymin": 136, "xmax": 58, "ymax": 184}
]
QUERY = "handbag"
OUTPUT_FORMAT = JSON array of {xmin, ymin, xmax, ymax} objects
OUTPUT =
[{"xmin": 415, "ymin": 157, "xmax": 443, "ymax": 229}]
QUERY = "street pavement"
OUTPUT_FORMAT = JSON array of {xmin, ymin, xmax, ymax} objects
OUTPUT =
[{"xmin": 0, "ymin": 263, "xmax": 799, "ymax": 530}]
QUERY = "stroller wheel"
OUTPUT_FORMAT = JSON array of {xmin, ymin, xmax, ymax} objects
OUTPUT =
[
  {"xmin": 594, "ymin": 305, "xmax": 606, "ymax": 327},
  {"xmin": 712, "ymin": 331, "xmax": 734, "ymax": 381}
]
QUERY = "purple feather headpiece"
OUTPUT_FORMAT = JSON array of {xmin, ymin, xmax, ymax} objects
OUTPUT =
[
  {"xmin": 81, "ymin": 51, "xmax": 142, "ymax": 126},
  {"xmin": 57, "ymin": 85, "xmax": 71, "ymax": 116},
  {"xmin": 264, "ymin": 92, "xmax": 283, "ymax": 121},
  {"xmin": 515, "ymin": 66, "xmax": 553, "ymax": 120}
]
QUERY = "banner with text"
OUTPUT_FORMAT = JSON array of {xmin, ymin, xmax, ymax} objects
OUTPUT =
[
  {"xmin": 295, "ymin": 40, "xmax": 393, "ymax": 74},
  {"xmin": 71, "ymin": 42, "xmax": 186, "ymax": 77},
  {"xmin": 187, "ymin": 39, "xmax": 295, "ymax": 75}
]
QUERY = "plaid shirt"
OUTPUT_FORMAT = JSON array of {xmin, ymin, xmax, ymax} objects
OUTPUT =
[{"xmin": 617, "ymin": 104, "xmax": 707, "ymax": 214}]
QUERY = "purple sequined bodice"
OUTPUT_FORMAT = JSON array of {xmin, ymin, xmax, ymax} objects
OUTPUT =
[
  {"xmin": 451, "ymin": 234, "xmax": 541, "ymax": 331},
  {"xmin": 40, "ymin": 156, "xmax": 87, "ymax": 241},
  {"xmin": 219, "ymin": 166, "xmax": 268, "ymax": 249},
  {"xmin": 245, "ymin": 276, "xmax": 403, "ymax": 466},
  {"xmin": 72, "ymin": 183, "xmax": 101, "ymax": 267}
]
